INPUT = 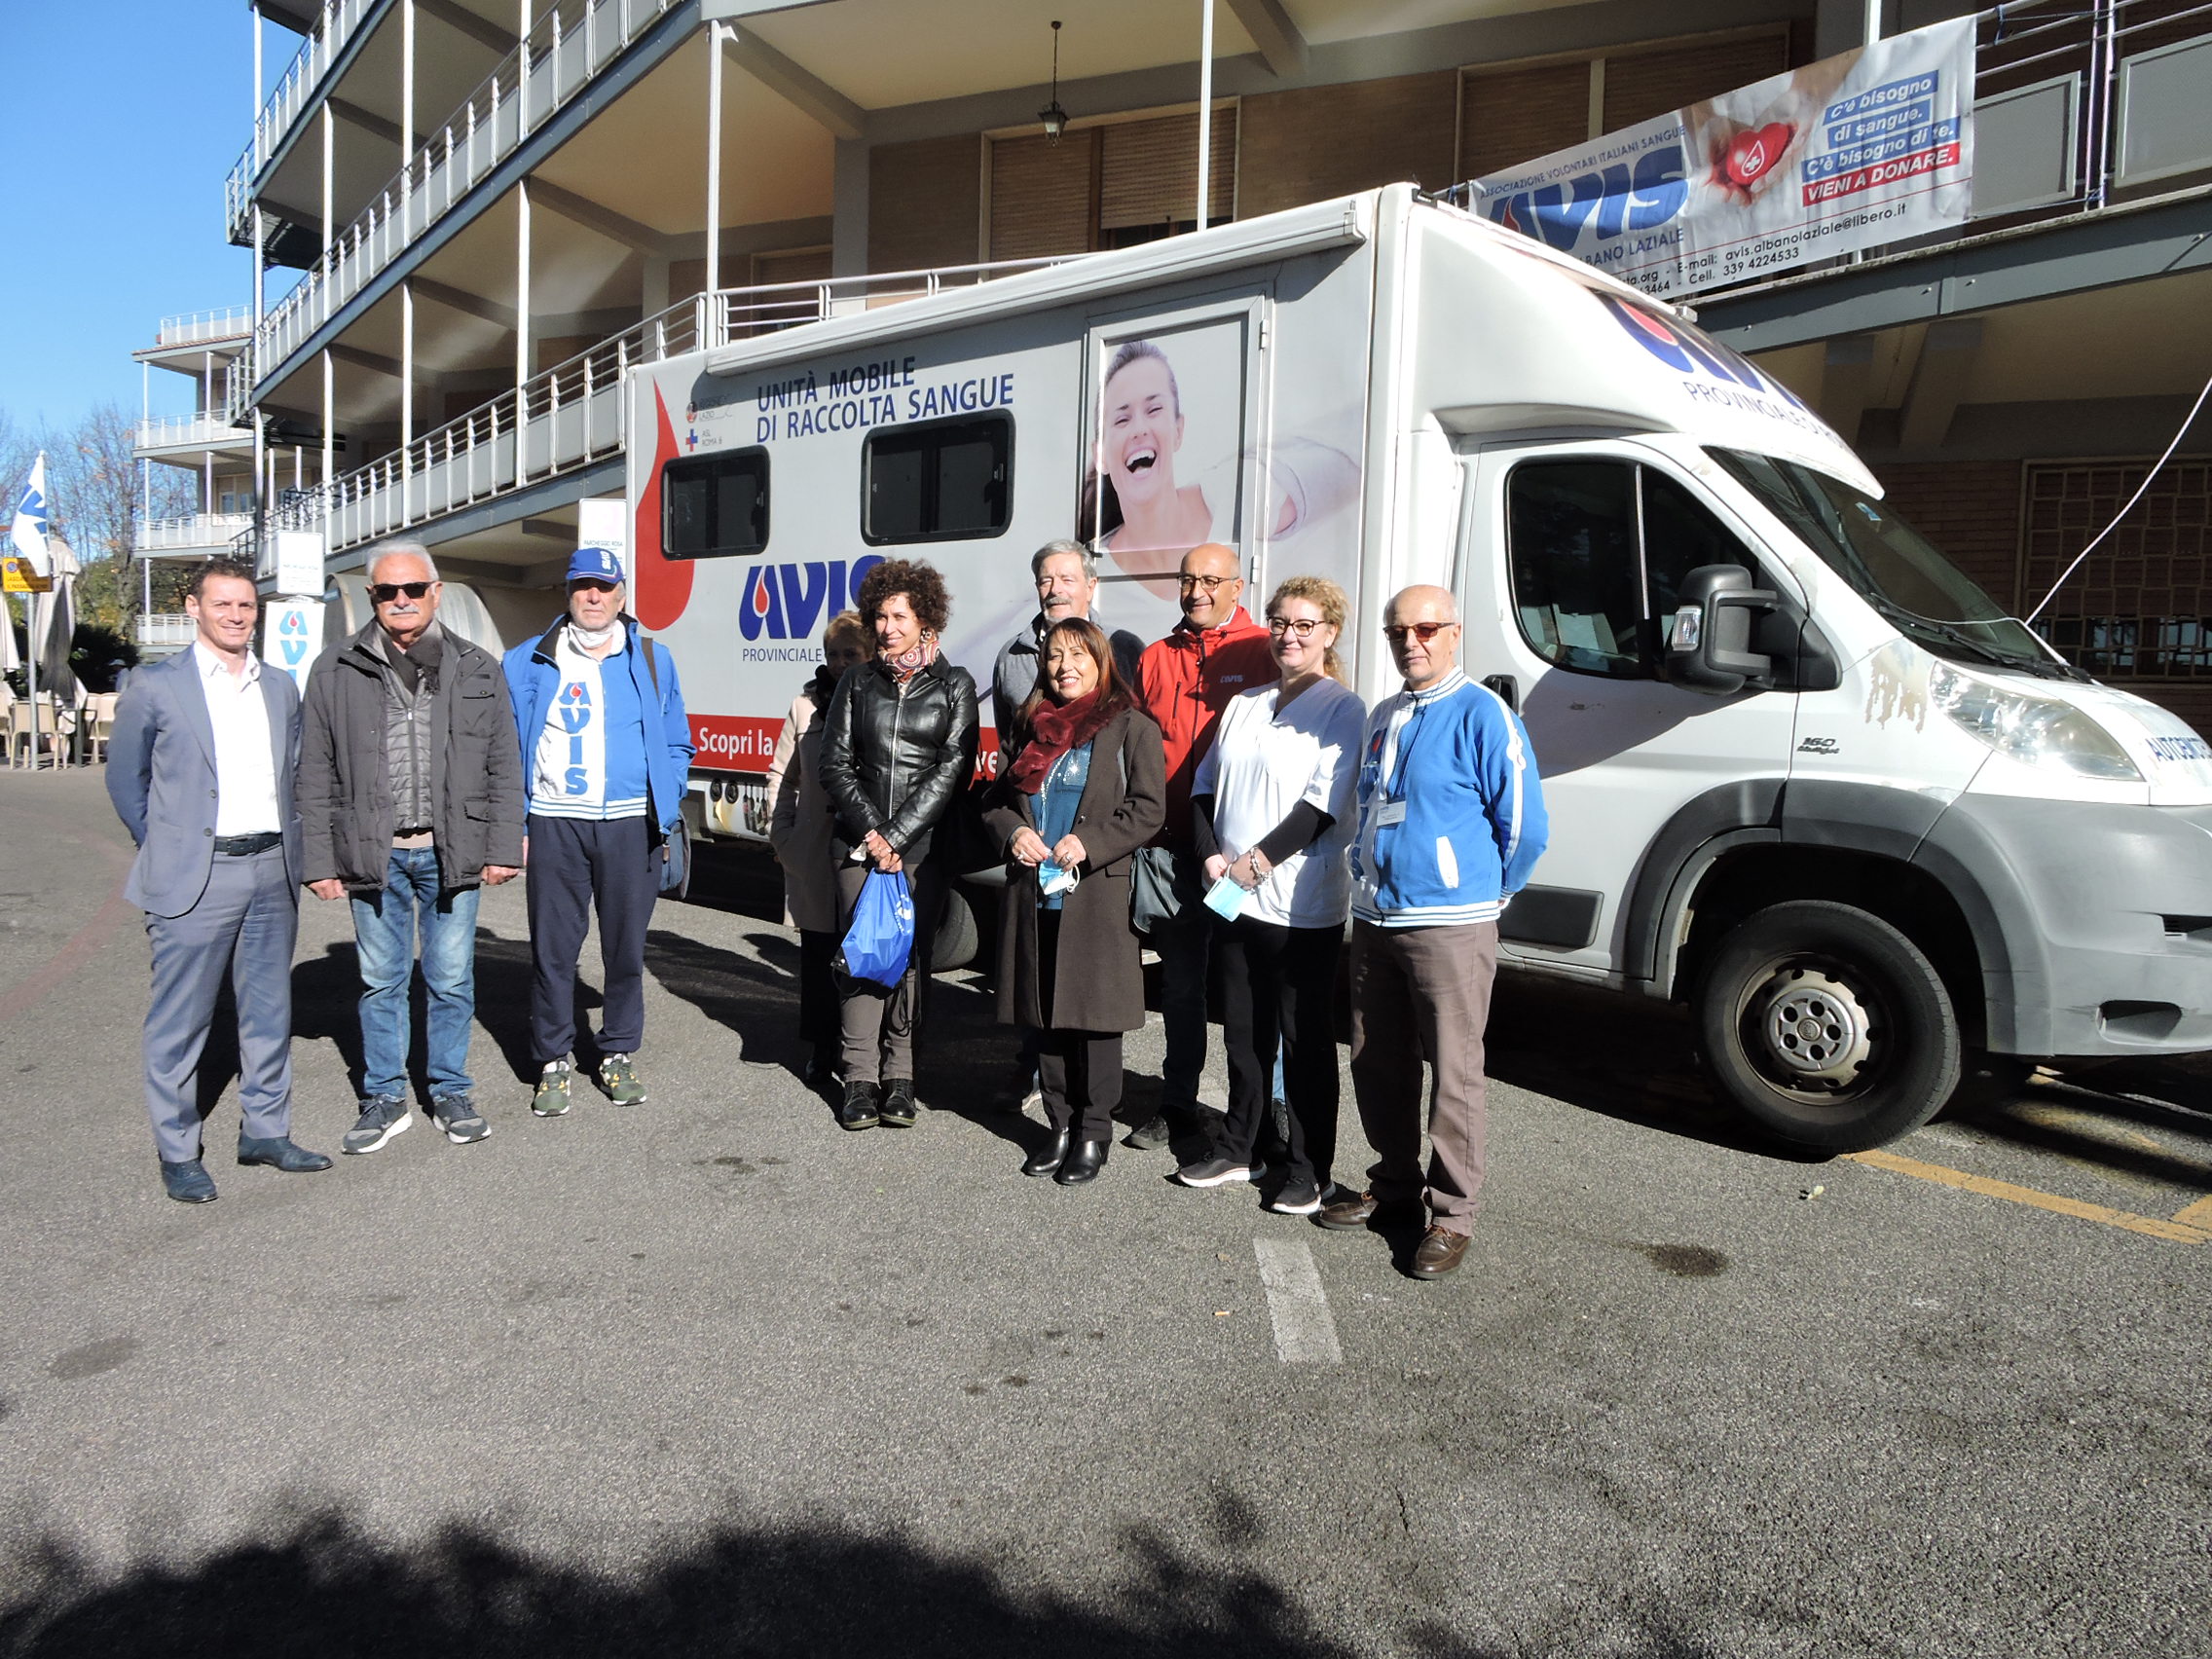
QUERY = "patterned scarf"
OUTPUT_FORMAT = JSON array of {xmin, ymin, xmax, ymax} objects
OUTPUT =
[
  {"xmin": 880, "ymin": 631, "xmax": 940, "ymax": 685},
  {"xmin": 1009, "ymin": 687, "xmax": 1117, "ymax": 794}
]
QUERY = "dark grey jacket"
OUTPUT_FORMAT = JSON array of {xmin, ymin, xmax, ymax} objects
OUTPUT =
[{"xmin": 297, "ymin": 620, "xmax": 527, "ymax": 890}]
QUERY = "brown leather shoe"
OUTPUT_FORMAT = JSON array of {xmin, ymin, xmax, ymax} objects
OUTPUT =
[
  {"xmin": 1314, "ymin": 1189, "xmax": 1423, "ymax": 1232},
  {"xmin": 1410, "ymin": 1226, "xmax": 1470, "ymax": 1278}
]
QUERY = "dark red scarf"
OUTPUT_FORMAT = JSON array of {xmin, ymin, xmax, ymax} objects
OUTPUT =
[{"xmin": 1009, "ymin": 689, "xmax": 1118, "ymax": 794}]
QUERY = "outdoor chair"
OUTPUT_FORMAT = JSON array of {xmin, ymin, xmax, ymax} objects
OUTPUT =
[{"xmin": 4, "ymin": 699, "xmax": 34, "ymax": 768}]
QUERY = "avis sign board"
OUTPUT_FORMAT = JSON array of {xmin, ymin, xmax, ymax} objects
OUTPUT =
[
  {"xmin": 264, "ymin": 599, "xmax": 322, "ymax": 693},
  {"xmin": 1467, "ymin": 18, "xmax": 1974, "ymax": 298}
]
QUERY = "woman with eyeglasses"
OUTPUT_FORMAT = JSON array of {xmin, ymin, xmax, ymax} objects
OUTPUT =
[
  {"xmin": 982, "ymin": 618, "xmax": 1165, "ymax": 1186},
  {"xmin": 1175, "ymin": 576, "xmax": 1366, "ymax": 1216}
]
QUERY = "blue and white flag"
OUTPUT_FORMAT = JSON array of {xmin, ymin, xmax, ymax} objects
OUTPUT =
[{"xmin": 10, "ymin": 452, "xmax": 52, "ymax": 577}]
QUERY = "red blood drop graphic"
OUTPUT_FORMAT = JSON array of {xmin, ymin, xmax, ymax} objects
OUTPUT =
[
  {"xmin": 631, "ymin": 387, "xmax": 693, "ymax": 630},
  {"xmin": 1724, "ymin": 123, "xmax": 1795, "ymax": 189}
]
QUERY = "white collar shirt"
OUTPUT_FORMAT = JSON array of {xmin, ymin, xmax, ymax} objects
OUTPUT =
[{"xmin": 194, "ymin": 642, "xmax": 280, "ymax": 836}]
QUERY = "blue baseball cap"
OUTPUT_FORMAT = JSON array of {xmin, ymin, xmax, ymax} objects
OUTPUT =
[{"xmin": 568, "ymin": 545, "xmax": 624, "ymax": 584}]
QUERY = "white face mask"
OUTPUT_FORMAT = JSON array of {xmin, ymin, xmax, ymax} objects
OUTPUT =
[{"xmin": 568, "ymin": 620, "xmax": 617, "ymax": 650}]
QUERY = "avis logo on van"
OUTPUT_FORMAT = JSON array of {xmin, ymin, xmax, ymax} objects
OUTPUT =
[{"xmin": 738, "ymin": 556, "xmax": 884, "ymax": 641}]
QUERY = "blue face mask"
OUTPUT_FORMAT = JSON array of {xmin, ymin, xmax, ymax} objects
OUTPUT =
[{"xmin": 1038, "ymin": 861, "xmax": 1079, "ymax": 897}]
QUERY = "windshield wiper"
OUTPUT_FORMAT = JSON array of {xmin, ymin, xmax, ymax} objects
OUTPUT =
[{"xmin": 1861, "ymin": 593, "xmax": 2064, "ymax": 676}]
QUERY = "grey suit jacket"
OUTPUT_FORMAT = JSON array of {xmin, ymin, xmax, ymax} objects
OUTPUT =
[{"xmin": 106, "ymin": 646, "xmax": 305, "ymax": 918}]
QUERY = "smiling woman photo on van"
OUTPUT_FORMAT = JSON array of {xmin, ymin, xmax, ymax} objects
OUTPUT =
[{"xmin": 1088, "ymin": 340, "xmax": 1216, "ymax": 571}]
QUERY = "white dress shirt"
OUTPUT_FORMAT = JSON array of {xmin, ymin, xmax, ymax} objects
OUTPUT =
[{"xmin": 194, "ymin": 642, "xmax": 280, "ymax": 836}]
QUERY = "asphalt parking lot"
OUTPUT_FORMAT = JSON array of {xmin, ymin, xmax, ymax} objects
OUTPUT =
[{"xmin": 2, "ymin": 767, "xmax": 2207, "ymax": 1658}]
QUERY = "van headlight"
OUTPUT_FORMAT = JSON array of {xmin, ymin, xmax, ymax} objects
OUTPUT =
[{"xmin": 1928, "ymin": 662, "xmax": 2142, "ymax": 781}]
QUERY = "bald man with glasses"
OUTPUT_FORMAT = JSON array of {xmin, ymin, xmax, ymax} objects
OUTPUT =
[{"xmin": 1317, "ymin": 585, "xmax": 1548, "ymax": 1278}]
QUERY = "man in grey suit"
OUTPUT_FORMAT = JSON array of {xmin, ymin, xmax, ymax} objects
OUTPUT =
[{"xmin": 106, "ymin": 557, "xmax": 332, "ymax": 1203}]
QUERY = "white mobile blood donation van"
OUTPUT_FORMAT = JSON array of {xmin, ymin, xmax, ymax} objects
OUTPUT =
[{"xmin": 624, "ymin": 183, "xmax": 2212, "ymax": 1153}]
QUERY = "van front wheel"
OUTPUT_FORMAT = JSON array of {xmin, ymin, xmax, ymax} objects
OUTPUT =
[{"xmin": 1697, "ymin": 900, "xmax": 1961, "ymax": 1154}]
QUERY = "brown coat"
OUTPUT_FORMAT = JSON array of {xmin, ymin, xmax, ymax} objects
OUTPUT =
[
  {"xmin": 766, "ymin": 685, "xmax": 839, "ymax": 935},
  {"xmin": 982, "ymin": 707, "xmax": 1166, "ymax": 1034}
]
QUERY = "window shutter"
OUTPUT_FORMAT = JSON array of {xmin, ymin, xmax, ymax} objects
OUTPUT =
[
  {"xmin": 1460, "ymin": 60, "xmax": 1592, "ymax": 179},
  {"xmin": 753, "ymin": 247, "xmax": 832, "ymax": 286},
  {"xmin": 1603, "ymin": 30, "xmax": 1789, "ymax": 131},
  {"xmin": 1099, "ymin": 107, "xmax": 1236, "ymax": 231},
  {"xmin": 989, "ymin": 129, "xmax": 1098, "ymax": 261}
]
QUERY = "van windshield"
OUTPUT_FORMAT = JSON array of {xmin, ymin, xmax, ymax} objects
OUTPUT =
[{"xmin": 1707, "ymin": 448, "xmax": 2075, "ymax": 679}]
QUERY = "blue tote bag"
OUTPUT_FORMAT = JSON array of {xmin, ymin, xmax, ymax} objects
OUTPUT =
[{"xmin": 838, "ymin": 868, "xmax": 916, "ymax": 986}]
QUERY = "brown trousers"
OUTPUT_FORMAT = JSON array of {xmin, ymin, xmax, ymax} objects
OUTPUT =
[
  {"xmin": 833, "ymin": 856, "xmax": 942, "ymax": 1085},
  {"xmin": 1347, "ymin": 918, "xmax": 1499, "ymax": 1236}
]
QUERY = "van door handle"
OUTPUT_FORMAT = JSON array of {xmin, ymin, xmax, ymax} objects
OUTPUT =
[{"xmin": 1482, "ymin": 674, "xmax": 1519, "ymax": 713}]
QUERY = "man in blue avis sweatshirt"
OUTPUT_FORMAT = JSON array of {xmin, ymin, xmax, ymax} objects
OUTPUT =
[
  {"xmin": 503, "ymin": 546, "xmax": 694, "ymax": 1117},
  {"xmin": 1317, "ymin": 584, "xmax": 1547, "ymax": 1278}
]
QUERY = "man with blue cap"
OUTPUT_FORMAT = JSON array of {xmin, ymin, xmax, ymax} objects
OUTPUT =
[{"xmin": 503, "ymin": 546, "xmax": 694, "ymax": 1116}]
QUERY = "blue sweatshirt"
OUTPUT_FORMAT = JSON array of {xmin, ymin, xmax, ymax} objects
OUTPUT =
[{"xmin": 1349, "ymin": 668, "xmax": 1546, "ymax": 928}]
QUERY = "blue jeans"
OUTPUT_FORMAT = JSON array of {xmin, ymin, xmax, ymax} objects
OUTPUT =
[{"xmin": 351, "ymin": 846, "xmax": 482, "ymax": 1102}]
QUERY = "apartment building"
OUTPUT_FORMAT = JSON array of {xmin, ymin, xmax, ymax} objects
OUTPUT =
[{"xmin": 179, "ymin": 0, "xmax": 2210, "ymax": 726}]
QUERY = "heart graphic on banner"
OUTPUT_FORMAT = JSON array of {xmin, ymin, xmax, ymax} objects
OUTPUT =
[{"xmin": 1722, "ymin": 123, "xmax": 1795, "ymax": 189}]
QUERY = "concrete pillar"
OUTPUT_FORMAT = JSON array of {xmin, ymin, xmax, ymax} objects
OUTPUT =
[
  {"xmin": 321, "ymin": 349, "xmax": 335, "ymax": 515},
  {"xmin": 705, "ymin": 22, "xmax": 726, "ymax": 300},
  {"xmin": 831, "ymin": 137, "xmax": 869, "ymax": 278},
  {"xmin": 516, "ymin": 180, "xmax": 533, "ymax": 386}
]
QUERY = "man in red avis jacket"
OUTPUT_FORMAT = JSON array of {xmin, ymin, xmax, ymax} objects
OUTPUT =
[{"xmin": 1128, "ymin": 541, "xmax": 1278, "ymax": 1153}]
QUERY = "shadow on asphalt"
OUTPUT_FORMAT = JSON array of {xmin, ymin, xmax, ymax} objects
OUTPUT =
[{"xmin": 0, "ymin": 1501, "xmax": 1688, "ymax": 1659}]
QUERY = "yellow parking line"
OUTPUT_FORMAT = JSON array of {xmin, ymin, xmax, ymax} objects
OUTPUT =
[
  {"xmin": 1844, "ymin": 1149, "xmax": 2212, "ymax": 1245},
  {"xmin": 2172, "ymin": 1195, "xmax": 2212, "ymax": 1232}
]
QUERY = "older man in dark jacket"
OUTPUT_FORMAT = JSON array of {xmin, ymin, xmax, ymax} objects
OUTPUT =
[{"xmin": 298, "ymin": 540, "xmax": 525, "ymax": 1152}]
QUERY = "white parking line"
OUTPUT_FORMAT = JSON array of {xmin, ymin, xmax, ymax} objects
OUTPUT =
[{"xmin": 1253, "ymin": 1237, "xmax": 1344, "ymax": 1365}]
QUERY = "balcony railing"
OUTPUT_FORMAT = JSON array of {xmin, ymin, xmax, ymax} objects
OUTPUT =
[
  {"xmin": 290, "ymin": 255, "xmax": 1076, "ymax": 556},
  {"xmin": 135, "ymin": 512, "xmax": 255, "ymax": 554},
  {"xmin": 135, "ymin": 614, "xmax": 199, "ymax": 651},
  {"xmin": 135, "ymin": 411, "xmax": 251, "ymax": 452},
  {"xmin": 255, "ymin": 0, "xmax": 677, "ymax": 379},
  {"xmin": 226, "ymin": 0, "xmax": 383, "ymax": 241},
  {"xmin": 154, "ymin": 307, "xmax": 254, "ymax": 350}
]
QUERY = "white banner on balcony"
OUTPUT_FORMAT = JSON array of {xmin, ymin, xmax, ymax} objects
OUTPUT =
[
  {"xmin": 264, "ymin": 597, "xmax": 322, "ymax": 694},
  {"xmin": 1466, "ymin": 18, "xmax": 1975, "ymax": 298}
]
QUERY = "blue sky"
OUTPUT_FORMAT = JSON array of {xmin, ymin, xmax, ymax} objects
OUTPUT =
[{"xmin": 0, "ymin": 2, "xmax": 277, "ymax": 428}]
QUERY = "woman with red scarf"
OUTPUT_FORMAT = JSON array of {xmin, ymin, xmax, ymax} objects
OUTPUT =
[{"xmin": 983, "ymin": 618, "xmax": 1164, "ymax": 1185}]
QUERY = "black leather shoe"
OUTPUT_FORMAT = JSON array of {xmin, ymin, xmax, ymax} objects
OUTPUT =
[
  {"xmin": 1020, "ymin": 1128, "xmax": 1071, "ymax": 1177},
  {"xmin": 160, "ymin": 1158, "xmax": 218, "ymax": 1203},
  {"xmin": 1055, "ymin": 1139, "xmax": 1108, "ymax": 1186},
  {"xmin": 878, "ymin": 1078, "xmax": 917, "ymax": 1127},
  {"xmin": 237, "ymin": 1135, "xmax": 333, "ymax": 1173},
  {"xmin": 801, "ymin": 1051, "xmax": 839, "ymax": 1091},
  {"xmin": 837, "ymin": 1081, "xmax": 880, "ymax": 1130},
  {"xmin": 1122, "ymin": 1113, "xmax": 1172, "ymax": 1151}
]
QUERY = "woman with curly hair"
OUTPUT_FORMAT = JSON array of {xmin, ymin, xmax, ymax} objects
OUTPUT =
[{"xmin": 817, "ymin": 559, "xmax": 978, "ymax": 1130}]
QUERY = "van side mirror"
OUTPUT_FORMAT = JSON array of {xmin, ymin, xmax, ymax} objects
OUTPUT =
[{"xmin": 1667, "ymin": 565, "xmax": 1776, "ymax": 695}]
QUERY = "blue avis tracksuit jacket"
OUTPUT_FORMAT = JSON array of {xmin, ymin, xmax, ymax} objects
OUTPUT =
[
  {"xmin": 1350, "ymin": 667, "xmax": 1547, "ymax": 927},
  {"xmin": 502, "ymin": 614, "xmax": 695, "ymax": 834}
]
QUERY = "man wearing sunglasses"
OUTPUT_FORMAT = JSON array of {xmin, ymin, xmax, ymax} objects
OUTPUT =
[
  {"xmin": 298, "ymin": 540, "xmax": 525, "ymax": 1153},
  {"xmin": 1319, "ymin": 585, "xmax": 1548, "ymax": 1279},
  {"xmin": 1128, "ymin": 541, "xmax": 1277, "ymax": 1153}
]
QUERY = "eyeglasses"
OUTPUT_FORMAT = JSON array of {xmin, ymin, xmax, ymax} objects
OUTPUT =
[
  {"xmin": 370, "ymin": 581, "xmax": 433, "ymax": 603},
  {"xmin": 1177, "ymin": 572, "xmax": 1235, "ymax": 592},
  {"xmin": 1267, "ymin": 616, "xmax": 1326, "ymax": 639},
  {"xmin": 1382, "ymin": 621, "xmax": 1457, "ymax": 645}
]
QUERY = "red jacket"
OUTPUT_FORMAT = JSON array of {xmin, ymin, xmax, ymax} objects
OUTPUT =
[{"xmin": 1136, "ymin": 607, "xmax": 1278, "ymax": 848}]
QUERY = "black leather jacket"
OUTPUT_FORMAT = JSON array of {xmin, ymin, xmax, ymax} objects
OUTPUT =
[{"xmin": 818, "ymin": 657, "xmax": 979, "ymax": 862}]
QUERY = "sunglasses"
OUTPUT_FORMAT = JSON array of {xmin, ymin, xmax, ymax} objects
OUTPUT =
[
  {"xmin": 1382, "ymin": 621, "xmax": 1457, "ymax": 645},
  {"xmin": 1267, "ymin": 616, "xmax": 1327, "ymax": 638},
  {"xmin": 1177, "ymin": 572, "xmax": 1235, "ymax": 592},
  {"xmin": 370, "ymin": 581, "xmax": 433, "ymax": 603}
]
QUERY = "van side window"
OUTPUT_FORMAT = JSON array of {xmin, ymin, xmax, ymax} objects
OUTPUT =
[
  {"xmin": 1507, "ymin": 461, "xmax": 1643, "ymax": 680},
  {"xmin": 1508, "ymin": 460, "xmax": 1766, "ymax": 679},
  {"xmin": 663, "ymin": 448, "xmax": 770, "ymax": 559},
  {"xmin": 1641, "ymin": 470, "xmax": 1758, "ymax": 620},
  {"xmin": 863, "ymin": 414, "xmax": 1013, "ymax": 544}
]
